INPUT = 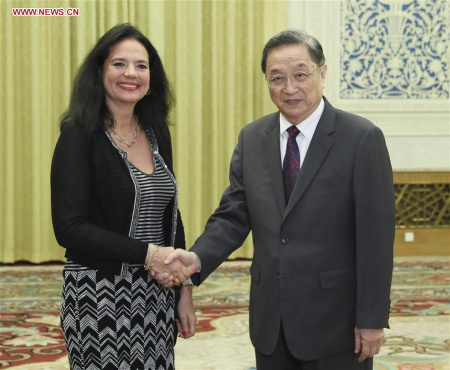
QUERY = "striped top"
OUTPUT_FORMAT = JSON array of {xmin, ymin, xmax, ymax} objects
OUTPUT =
[{"xmin": 130, "ymin": 155, "xmax": 175, "ymax": 245}]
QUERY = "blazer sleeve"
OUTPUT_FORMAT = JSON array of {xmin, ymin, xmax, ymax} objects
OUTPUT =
[
  {"xmin": 191, "ymin": 129, "xmax": 252, "ymax": 284},
  {"xmin": 51, "ymin": 125, "xmax": 147, "ymax": 263},
  {"xmin": 353, "ymin": 125, "xmax": 395, "ymax": 328}
]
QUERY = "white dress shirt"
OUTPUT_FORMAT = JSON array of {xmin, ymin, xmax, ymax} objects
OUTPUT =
[{"xmin": 280, "ymin": 98, "xmax": 325, "ymax": 168}]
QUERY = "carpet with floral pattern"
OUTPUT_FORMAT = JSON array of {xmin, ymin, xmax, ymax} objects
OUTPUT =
[{"xmin": 0, "ymin": 257, "xmax": 448, "ymax": 369}]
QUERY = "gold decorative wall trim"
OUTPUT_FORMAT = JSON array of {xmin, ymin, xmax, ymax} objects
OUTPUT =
[
  {"xmin": 394, "ymin": 172, "xmax": 449, "ymax": 229},
  {"xmin": 393, "ymin": 172, "xmax": 450, "ymax": 183}
]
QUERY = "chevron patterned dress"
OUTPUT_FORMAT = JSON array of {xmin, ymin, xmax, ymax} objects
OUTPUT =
[{"xmin": 61, "ymin": 155, "xmax": 176, "ymax": 370}]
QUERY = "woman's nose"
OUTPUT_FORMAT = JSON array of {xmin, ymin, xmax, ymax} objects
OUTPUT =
[{"xmin": 124, "ymin": 66, "xmax": 137, "ymax": 77}]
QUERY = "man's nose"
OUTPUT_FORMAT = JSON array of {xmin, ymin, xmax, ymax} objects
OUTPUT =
[{"xmin": 283, "ymin": 77, "xmax": 298, "ymax": 93}]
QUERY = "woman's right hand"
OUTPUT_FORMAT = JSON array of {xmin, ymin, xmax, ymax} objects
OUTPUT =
[
  {"xmin": 150, "ymin": 248, "xmax": 200, "ymax": 287},
  {"xmin": 149, "ymin": 246, "xmax": 191, "ymax": 287}
]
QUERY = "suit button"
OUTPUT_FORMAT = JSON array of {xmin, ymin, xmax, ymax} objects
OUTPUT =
[{"xmin": 281, "ymin": 237, "xmax": 288, "ymax": 244}]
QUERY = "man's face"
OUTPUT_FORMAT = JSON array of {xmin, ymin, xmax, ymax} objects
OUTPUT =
[{"xmin": 265, "ymin": 44, "xmax": 327, "ymax": 124}]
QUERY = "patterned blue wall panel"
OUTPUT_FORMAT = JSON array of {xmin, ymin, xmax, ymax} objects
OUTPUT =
[{"xmin": 340, "ymin": 0, "xmax": 448, "ymax": 99}]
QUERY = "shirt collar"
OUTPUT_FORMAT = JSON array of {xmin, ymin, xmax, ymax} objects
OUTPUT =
[{"xmin": 279, "ymin": 98, "xmax": 325, "ymax": 142}]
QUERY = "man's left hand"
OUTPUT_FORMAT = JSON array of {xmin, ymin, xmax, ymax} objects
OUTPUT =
[{"xmin": 354, "ymin": 327, "xmax": 384, "ymax": 362}]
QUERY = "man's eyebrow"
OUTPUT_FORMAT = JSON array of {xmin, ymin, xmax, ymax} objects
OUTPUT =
[{"xmin": 269, "ymin": 68, "xmax": 282, "ymax": 74}]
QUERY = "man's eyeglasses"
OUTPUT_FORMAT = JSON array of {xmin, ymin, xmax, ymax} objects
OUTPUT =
[{"xmin": 265, "ymin": 65, "xmax": 322, "ymax": 88}]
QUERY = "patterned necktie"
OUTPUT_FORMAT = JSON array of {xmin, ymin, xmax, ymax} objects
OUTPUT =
[{"xmin": 283, "ymin": 125, "xmax": 300, "ymax": 203}]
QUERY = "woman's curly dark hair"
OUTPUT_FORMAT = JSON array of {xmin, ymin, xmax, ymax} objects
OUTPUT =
[{"xmin": 60, "ymin": 23, "xmax": 174, "ymax": 139}]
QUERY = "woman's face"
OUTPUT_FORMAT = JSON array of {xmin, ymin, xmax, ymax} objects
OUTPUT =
[{"xmin": 102, "ymin": 39, "xmax": 150, "ymax": 110}]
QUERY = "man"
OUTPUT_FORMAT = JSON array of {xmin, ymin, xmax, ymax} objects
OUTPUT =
[{"xmin": 159, "ymin": 29, "xmax": 395, "ymax": 369}]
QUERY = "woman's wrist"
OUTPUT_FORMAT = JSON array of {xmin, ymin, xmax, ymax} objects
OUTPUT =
[
  {"xmin": 180, "ymin": 284, "xmax": 194, "ymax": 295},
  {"xmin": 144, "ymin": 243, "xmax": 161, "ymax": 271},
  {"xmin": 143, "ymin": 244, "xmax": 154, "ymax": 270}
]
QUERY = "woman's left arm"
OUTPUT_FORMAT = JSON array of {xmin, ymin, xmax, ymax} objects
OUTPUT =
[{"xmin": 176, "ymin": 285, "xmax": 197, "ymax": 339}]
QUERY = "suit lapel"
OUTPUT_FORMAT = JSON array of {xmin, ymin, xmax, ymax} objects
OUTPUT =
[
  {"xmin": 263, "ymin": 112, "xmax": 286, "ymax": 215},
  {"xmin": 284, "ymin": 99, "xmax": 336, "ymax": 218}
]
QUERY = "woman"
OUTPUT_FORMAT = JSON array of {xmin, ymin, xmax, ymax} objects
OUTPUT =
[{"xmin": 51, "ymin": 24, "xmax": 196, "ymax": 370}]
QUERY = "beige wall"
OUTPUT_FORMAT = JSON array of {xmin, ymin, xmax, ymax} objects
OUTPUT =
[{"xmin": 286, "ymin": 0, "xmax": 449, "ymax": 172}]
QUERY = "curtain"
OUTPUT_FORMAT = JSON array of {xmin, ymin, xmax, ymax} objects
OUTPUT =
[{"xmin": 0, "ymin": 0, "xmax": 286, "ymax": 263}]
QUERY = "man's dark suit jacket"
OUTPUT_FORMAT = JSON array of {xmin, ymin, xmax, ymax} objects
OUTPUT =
[{"xmin": 191, "ymin": 97, "xmax": 395, "ymax": 361}]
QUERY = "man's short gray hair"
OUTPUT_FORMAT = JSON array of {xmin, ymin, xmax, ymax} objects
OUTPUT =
[{"xmin": 261, "ymin": 29, "xmax": 326, "ymax": 74}]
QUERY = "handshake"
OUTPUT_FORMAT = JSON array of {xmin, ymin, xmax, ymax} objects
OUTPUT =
[{"xmin": 147, "ymin": 246, "xmax": 201, "ymax": 287}]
